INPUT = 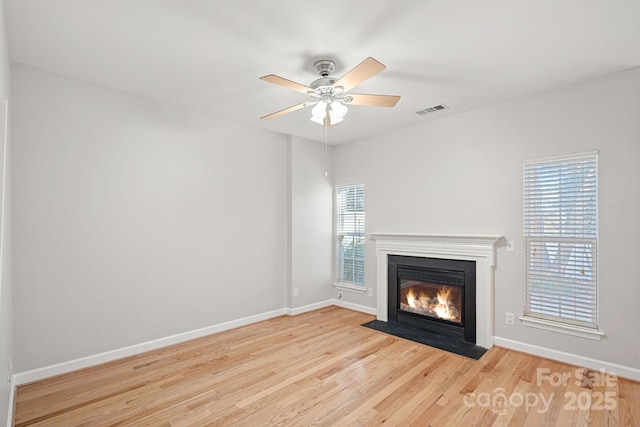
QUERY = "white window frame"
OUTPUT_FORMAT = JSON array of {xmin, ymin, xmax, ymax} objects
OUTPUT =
[
  {"xmin": 521, "ymin": 151, "xmax": 603, "ymax": 340},
  {"xmin": 335, "ymin": 183, "xmax": 365, "ymax": 288}
]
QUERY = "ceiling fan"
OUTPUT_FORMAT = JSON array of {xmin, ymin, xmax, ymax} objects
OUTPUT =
[{"xmin": 259, "ymin": 57, "xmax": 400, "ymax": 126}]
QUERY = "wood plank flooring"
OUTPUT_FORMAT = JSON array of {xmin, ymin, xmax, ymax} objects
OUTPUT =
[{"xmin": 14, "ymin": 306, "xmax": 640, "ymax": 426}]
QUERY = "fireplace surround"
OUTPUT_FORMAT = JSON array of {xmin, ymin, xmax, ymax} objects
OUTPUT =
[{"xmin": 370, "ymin": 234, "xmax": 502, "ymax": 349}]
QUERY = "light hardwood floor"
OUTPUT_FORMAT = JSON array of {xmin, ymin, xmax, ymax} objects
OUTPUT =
[{"xmin": 14, "ymin": 307, "xmax": 640, "ymax": 426}]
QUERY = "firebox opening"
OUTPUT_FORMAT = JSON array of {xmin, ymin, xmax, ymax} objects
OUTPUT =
[{"xmin": 400, "ymin": 280, "xmax": 463, "ymax": 324}]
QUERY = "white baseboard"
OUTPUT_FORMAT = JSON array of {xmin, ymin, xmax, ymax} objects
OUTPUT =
[
  {"xmin": 6, "ymin": 378, "xmax": 16, "ymax": 427},
  {"xmin": 332, "ymin": 299, "xmax": 377, "ymax": 316},
  {"xmin": 286, "ymin": 300, "xmax": 334, "ymax": 316},
  {"xmin": 12, "ymin": 302, "xmax": 377, "ymax": 387},
  {"xmin": 287, "ymin": 300, "xmax": 376, "ymax": 316},
  {"xmin": 13, "ymin": 308, "xmax": 288, "ymax": 386},
  {"xmin": 494, "ymin": 336, "xmax": 640, "ymax": 382},
  {"xmin": 5, "ymin": 301, "xmax": 372, "ymax": 426}
]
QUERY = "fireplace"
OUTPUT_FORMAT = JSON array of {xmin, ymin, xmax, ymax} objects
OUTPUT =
[
  {"xmin": 388, "ymin": 255, "xmax": 476, "ymax": 344},
  {"xmin": 370, "ymin": 234, "xmax": 502, "ymax": 350}
]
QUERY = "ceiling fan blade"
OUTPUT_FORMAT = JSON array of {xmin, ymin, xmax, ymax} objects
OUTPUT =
[
  {"xmin": 333, "ymin": 57, "xmax": 386, "ymax": 92},
  {"xmin": 260, "ymin": 102, "xmax": 310, "ymax": 120},
  {"xmin": 260, "ymin": 74, "xmax": 314, "ymax": 94},
  {"xmin": 348, "ymin": 94, "xmax": 401, "ymax": 107}
]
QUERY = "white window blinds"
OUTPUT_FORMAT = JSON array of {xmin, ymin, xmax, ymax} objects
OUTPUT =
[
  {"xmin": 336, "ymin": 184, "xmax": 365, "ymax": 284},
  {"xmin": 523, "ymin": 151, "xmax": 598, "ymax": 328}
]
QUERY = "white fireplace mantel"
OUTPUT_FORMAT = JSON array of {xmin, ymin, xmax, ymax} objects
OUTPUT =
[{"xmin": 369, "ymin": 233, "xmax": 503, "ymax": 349}]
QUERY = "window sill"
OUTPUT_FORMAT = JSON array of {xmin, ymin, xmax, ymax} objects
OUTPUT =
[
  {"xmin": 520, "ymin": 316, "xmax": 604, "ymax": 341},
  {"xmin": 333, "ymin": 282, "xmax": 366, "ymax": 294}
]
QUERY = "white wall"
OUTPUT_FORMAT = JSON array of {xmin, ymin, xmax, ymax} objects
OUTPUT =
[
  {"xmin": 287, "ymin": 135, "xmax": 333, "ymax": 309},
  {"xmin": 11, "ymin": 64, "xmax": 289, "ymax": 372},
  {"xmin": 334, "ymin": 68, "xmax": 640, "ymax": 371},
  {"xmin": 0, "ymin": 0, "xmax": 11, "ymax": 423}
]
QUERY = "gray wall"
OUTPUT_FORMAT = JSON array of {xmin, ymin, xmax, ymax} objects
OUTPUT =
[
  {"xmin": 333, "ymin": 68, "xmax": 640, "ymax": 370},
  {"xmin": 288, "ymin": 135, "xmax": 333, "ymax": 309},
  {"xmin": 8, "ymin": 55, "xmax": 640, "ymax": 388},
  {"xmin": 11, "ymin": 64, "xmax": 289, "ymax": 372},
  {"xmin": 0, "ymin": 0, "xmax": 11, "ymax": 423}
]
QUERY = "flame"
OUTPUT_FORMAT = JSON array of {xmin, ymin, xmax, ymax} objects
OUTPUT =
[
  {"xmin": 434, "ymin": 287, "xmax": 455, "ymax": 319},
  {"xmin": 406, "ymin": 288, "xmax": 416, "ymax": 307}
]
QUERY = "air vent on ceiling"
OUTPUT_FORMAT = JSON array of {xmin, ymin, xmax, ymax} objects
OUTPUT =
[{"xmin": 415, "ymin": 104, "xmax": 449, "ymax": 115}]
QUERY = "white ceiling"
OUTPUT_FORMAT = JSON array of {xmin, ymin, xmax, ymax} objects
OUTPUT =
[{"xmin": 5, "ymin": 0, "xmax": 640, "ymax": 144}]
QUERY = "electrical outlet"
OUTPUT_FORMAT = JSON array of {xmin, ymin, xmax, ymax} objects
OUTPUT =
[
  {"xmin": 506, "ymin": 312, "xmax": 515, "ymax": 325},
  {"xmin": 293, "ymin": 288, "xmax": 299, "ymax": 298},
  {"xmin": 338, "ymin": 292, "xmax": 343, "ymax": 300},
  {"xmin": 368, "ymin": 288, "xmax": 373, "ymax": 297}
]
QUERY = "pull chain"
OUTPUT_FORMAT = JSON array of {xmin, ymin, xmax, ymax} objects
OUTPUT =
[{"xmin": 324, "ymin": 120, "xmax": 328, "ymax": 177}]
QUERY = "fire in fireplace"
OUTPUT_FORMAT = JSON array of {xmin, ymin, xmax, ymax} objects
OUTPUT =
[
  {"xmin": 388, "ymin": 255, "xmax": 477, "ymax": 344},
  {"xmin": 400, "ymin": 281, "xmax": 462, "ymax": 323}
]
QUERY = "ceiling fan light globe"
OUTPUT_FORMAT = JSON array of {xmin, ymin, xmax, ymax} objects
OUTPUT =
[
  {"xmin": 330, "ymin": 100, "xmax": 348, "ymax": 118},
  {"xmin": 311, "ymin": 100, "xmax": 327, "ymax": 119},
  {"xmin": 328, "ymin": 110, "xmax": 344, "ymax": 125},
  {"xmin": 310, "ymin": 115, "xmax": 325, "ymax": 125}
]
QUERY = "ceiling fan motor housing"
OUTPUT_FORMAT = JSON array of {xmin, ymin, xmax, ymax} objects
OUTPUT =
[{"xmin": 310, "ymin": 77, "xmax": 337, "ymax": 91}]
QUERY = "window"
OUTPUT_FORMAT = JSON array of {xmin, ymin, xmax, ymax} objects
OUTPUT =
[
  {"xmin": 523, "ymin": 151, "xmax": 598, "ymax": 331},
  {"xmin": 336, "ymin": 184, "xmax": 365, "ymax": 285}
]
